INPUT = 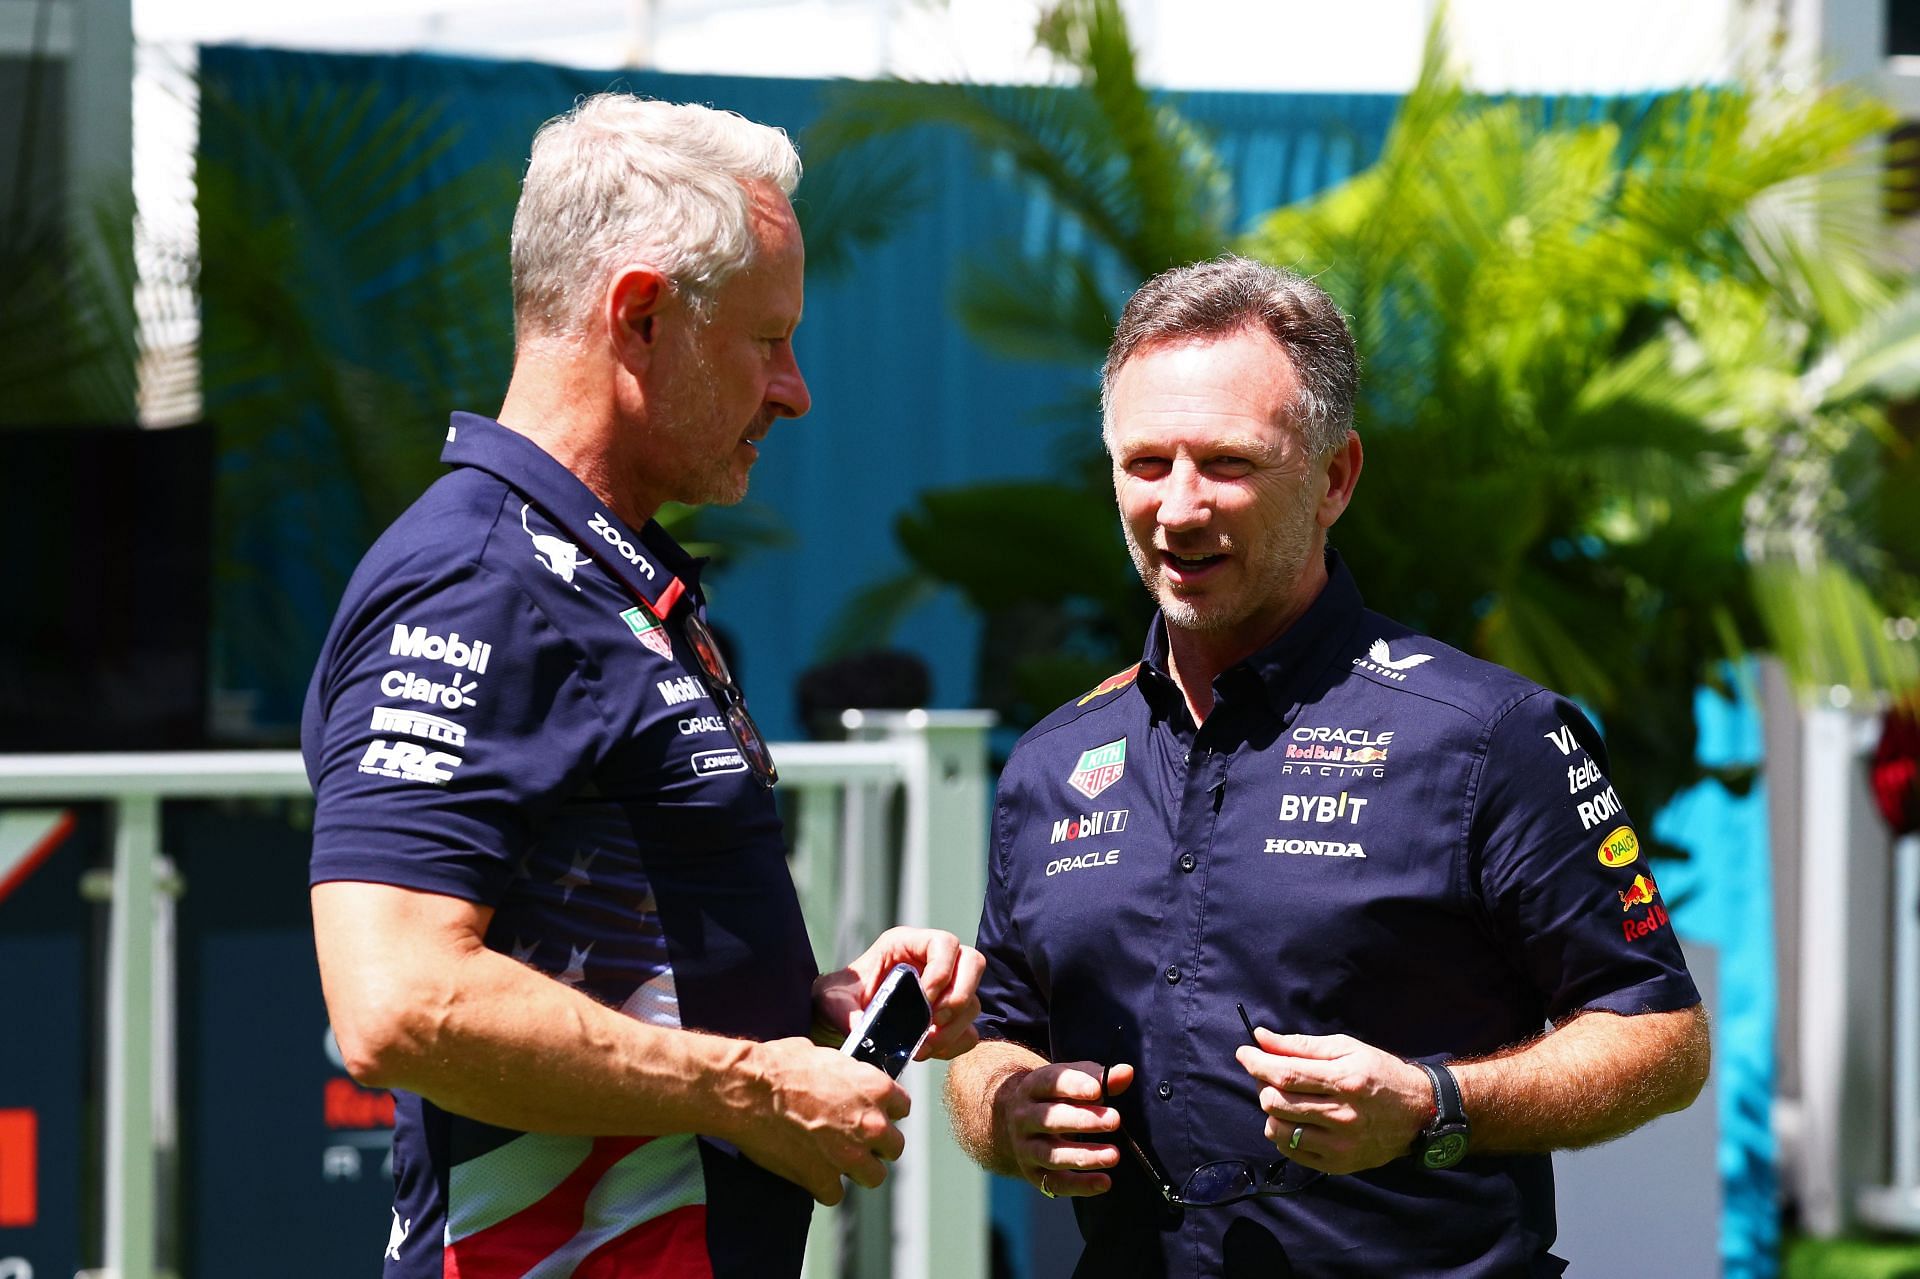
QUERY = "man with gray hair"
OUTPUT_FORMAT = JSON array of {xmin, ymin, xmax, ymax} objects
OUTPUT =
[
  {"xmin": 946, "ymin": 255, "xmax": 1708, "ymax": 1275},
  {"xmin": 304, "ymin": 94, "xmax": 982, "ymax": 1278}
]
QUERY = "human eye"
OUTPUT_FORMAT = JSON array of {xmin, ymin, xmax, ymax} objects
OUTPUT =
[
  {"xmin": 1124, "ymin": 455, "xmax": 1171, "ymax": 479},
  {"xmin": 1206, "ymin": 455, "xmax": 1253, "ymax": 478}
]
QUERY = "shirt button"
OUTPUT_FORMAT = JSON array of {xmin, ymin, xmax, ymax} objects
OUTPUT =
[
  {"xmin": 1165, "ymin": 965, "xmax": 1181, "ymax": 985},
  {"xmin": 1178, "ymin": 853, "xmax": 1197, "ymax": 873},
  {"xmin": 1157, "ymin": 1080, "xmax": 1173, "ymax": 1100}
]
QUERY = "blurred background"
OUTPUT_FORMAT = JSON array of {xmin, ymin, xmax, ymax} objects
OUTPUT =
[{"xmin": 7, "ymin": 0, "xmax": 1920, "ymax": 1276}]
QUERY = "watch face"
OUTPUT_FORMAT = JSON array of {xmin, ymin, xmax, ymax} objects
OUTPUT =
[{"xmin": 1422, "ymin": 1131, "xmax": 1469, "ymax": 1170}]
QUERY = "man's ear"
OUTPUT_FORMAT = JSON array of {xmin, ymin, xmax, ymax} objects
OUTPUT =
[
  {"xmin": 603, "ymin": 265, "xmax": 672, "ymax": 371},
  {"xmin": 1316, "ymin": 430, "xmax": 1364, "ymax": 529}
]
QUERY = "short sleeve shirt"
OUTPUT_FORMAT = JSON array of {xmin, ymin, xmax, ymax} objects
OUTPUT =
[
  {"xmin": 974, "ymin": 551, "xmax": 1698, "ymax": 1278},
  {"xmin": 302, "ymin": 414, "xmax": 816, "ymax": 1279}
]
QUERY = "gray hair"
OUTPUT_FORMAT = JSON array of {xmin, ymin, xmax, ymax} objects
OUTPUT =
[
  {"xmin": 1100, "ymin": 256, "xmax": 1358, "ymax": 457},
  {"xmin": 510, "ymin": 94, "xmax": 802, "ymax": 339}
]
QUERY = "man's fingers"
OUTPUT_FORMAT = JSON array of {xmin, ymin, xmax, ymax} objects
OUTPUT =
[
  {"xmin": 1258, "ymin": 1086, "xmax": 1354, "ymax": 1125},
  {"xmin": 1236, "ymin": 1045, "xmax": 1341, "ymax": 1094},
  {"xmin": 1252, "ymin": 1026, "xmax": 1353, "ymax": 1059},
  {"xmin": 931, "ymin": 947, "xmax": 986, "ymax": 1025},
  {"xmin": 846, "ymin": 1153, "xmax": 891, "ymax": 1191},
  {"xmin": 1029, "ymin": 1060, "xmax": 1111, "ymax": 1102},
  {"xmin": 921, "ymin": 1022, "xmax": 980, "ymax": 1061},
  {"xmin": 1100, "ymin": 1061, "xmax": 1136, "ymax": 1097},
  {"xmin": 872, "ymin": 1123, "xmax": 906, "ymax": 1163},
  {"xmin": 1024, "ymin": 1100, "xmax": 1122, "ymax": 1137},
  {"xmin": 1033, "ymin": 1169, "xmax": 1113, "ymax": 1198},
  {"xmin": 882, "ymin": 1082, "xmax": 912, "ymax": 1121},
  {"xmin": 915, "ymin": 930, "xmax": 958, "ymax": 1000}
]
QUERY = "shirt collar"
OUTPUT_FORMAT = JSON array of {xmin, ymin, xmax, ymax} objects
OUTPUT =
[
  {"xmin": 441, "ymin": 411, "xmax": 705, "ymax": 614},
  {"xmin": 1137, "ymin": 547, "xmax": 1367, "ymax": 723}
]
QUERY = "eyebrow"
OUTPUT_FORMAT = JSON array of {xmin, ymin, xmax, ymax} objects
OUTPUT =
[{"xmin": 1119, "ymin": 434, "xmax": 1275, "ymax": 459}]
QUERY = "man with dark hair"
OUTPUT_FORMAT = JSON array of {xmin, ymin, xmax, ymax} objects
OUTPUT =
[
  {"xmin": 303, "ymin": 95, "xmax": 982, "ymax": 1278},
  {"xmin": 944, "ymin": 255, "xmax": 1708, "ymax": 1276}
]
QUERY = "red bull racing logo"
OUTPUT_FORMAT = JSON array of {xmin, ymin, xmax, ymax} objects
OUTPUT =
[
  {"xmin": 1077, "ymin": 664, "xmax": 1141, "ymax": 706},
  {"xmin": 1068, "ymin": 739, "xmax": 1128, "ymax": 799},
  {"xmin": 1618, "ymin": 872, "xmax": 1670, "ymax": 942}
]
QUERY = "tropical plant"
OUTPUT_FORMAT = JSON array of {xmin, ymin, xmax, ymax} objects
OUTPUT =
[{"xmin": 813, "ymin": 1, "xmax": 1920, "ymax": 837}]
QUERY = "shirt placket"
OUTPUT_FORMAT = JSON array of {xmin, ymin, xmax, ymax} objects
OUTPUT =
[{"xmin": 1152, "ymin": 705, "xmax": 1234, "ymax": 1177}]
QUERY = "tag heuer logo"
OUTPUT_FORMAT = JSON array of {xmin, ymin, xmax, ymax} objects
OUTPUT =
[
  {"xmin": 620, "ymin": 606, "xmax": 672, "ymax": 659},
  {"xmin": 1068, "ymin": 738, "xmax": 1127, "ymax": 799}
]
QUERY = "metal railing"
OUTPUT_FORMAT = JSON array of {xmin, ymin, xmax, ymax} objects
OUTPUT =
[{"xmin": 0, "ymin": 710, "xmax": 992, "ymax": 1279}]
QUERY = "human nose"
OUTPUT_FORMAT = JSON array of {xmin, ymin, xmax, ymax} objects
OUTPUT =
[
  {"xmin": 770, "ymin": 342, "xmax": 810, "ymax": 419},
  {"xmin": 1156, "ymin": 462, "xmax": 1209, "ymax": 531}
]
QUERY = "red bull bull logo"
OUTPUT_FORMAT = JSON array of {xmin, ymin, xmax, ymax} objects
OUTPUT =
[
  {"xmin": 1618, "ymin": 873, "xmax": 1658, "ymax": 910},
  {"xmin": 1618, "ymin": 872, "xmax": 1671, "ymax": 942},
  {"xmin": 1344, "ymin": 745, "xmax": 1389, "ymax": 764}
]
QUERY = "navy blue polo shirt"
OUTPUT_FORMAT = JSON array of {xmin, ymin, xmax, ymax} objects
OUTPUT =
[
  {"xmin": 303, "ymin": 413, "xmax": 815, "ymax": 1278},
  {"xmin": 975, "ymin": 551, "xmax": 1698, "ymax": 1277}
]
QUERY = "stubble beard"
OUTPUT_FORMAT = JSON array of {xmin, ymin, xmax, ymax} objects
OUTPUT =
[
  {"xmin": 1122, "ymin": 481, "xmax": 1321, "ymax": 637},
  {"xmin": 652, "ymin": 327, "xmax": 750, "ymax": 508}
]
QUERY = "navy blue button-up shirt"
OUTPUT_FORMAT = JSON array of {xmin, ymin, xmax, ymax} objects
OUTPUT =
[
  {"xmin": 975, "ymin": 552, "xmax": 1698, "ymax": 1277},
  {"xmin": 304, "ymin": 414, "xmax": 816, "ymax": 1278}
]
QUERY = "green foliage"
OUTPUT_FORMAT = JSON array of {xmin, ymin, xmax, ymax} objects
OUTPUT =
[
  {"xmin": 1784, "ymin": 1232, "xmax": 1920, "ymax": 1279},
  {"xmin": 0, "ymin": 187, "xmax": 142, "ymax": 427},
  {"xmin": 820, "ymin": 2, "xmax": 1920, "ymax": 838}
]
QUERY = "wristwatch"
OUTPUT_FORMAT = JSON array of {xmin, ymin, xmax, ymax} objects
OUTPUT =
[{"xmin": 1410, "ymin": 1061, "xmax": 1470, "ymax": 1169}]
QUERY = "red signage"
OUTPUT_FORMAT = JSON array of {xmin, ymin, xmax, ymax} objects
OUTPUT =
[{"xmin": 0, "ymin": 1108, "xmax": 37, "ymax": 1227}]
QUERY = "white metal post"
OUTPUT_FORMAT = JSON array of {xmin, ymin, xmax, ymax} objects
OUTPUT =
[
  {"xmin": 846, "ymin": 710, "xmax": 994, "ymax": 1279},
  {"xmin": 104, "ymin": 794, "xmax": 159, "ymax": 1279},
  {"xmin": 1797, "ymin": 706, "xmax": 1893, "ymax": 1235}
]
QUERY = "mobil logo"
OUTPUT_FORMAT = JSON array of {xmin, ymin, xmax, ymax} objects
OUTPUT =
[{"xmin": 388, "ymin": 624, "xmax": 492, "ymax": 674}]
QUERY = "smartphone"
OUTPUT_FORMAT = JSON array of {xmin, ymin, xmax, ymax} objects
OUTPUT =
[{"xmin": 840, "ymin": 963, "xmax": 934, "ymax": 1078}]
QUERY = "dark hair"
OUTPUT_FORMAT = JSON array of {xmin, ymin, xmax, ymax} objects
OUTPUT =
[{"xmin": 1100, "ymin": 255, "xmax": 1358, "ymax": 456}]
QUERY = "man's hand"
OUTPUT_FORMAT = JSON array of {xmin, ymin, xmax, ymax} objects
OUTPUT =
[
  {"xmin": 1234, "ymin": 1028, "xmax": 1432, "ymax": 1175},
  {"xmin": 734, "ymin": 1036, "xmax": 914, "ymax": 1205},
  {"xmin": 812, "ymin": 927, "xmax": 986, "ymax": 1060},
  {"xmin": 992, "ymin": 1060, "xmax": 1133, "ymax": 1198}
]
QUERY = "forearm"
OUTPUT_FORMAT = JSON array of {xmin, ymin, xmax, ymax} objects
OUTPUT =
[
  {"xmin": 945, "ymin": 1038, "xmax": 1048, "ymax": 1175},
  {"xmin": 348, "ymin": 940, "xmax": 768, "ymax": 1140},
  {"xmin": 1451, "ymin": 1005, "xmax": 1710, "ymax": 1154},
  {"xmin": 315, "ymin": 881, "xmax": 772, "ymax": 1142}
]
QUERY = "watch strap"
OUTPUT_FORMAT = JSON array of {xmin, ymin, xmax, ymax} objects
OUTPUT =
[
  {"xmin": 1417, "ymin": 1061, "xmax": 1465, "ymax": 1128},
  {"xmin": 1412, "ymin": 1060, "xmax": 1470, "ymax": 1169}
]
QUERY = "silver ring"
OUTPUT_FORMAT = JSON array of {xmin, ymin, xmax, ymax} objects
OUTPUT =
[
  {"xmin": 1040, "ymin": 1171, "xmax": 1056, "ymax": 1198},
  {"xmin": 1288, "ymin": 1125, "xmax": 1304, "ymax": 1152}
]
